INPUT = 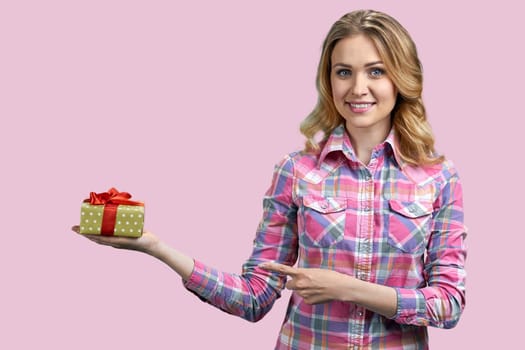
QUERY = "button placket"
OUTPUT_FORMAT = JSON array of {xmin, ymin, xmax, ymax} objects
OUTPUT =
[{"xmin": 351, "ymin": 166, "xmax": 374, "ymax": 349}]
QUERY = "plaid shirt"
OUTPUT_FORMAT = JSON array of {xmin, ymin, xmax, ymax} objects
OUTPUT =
[{"xmin": 184, "ymin": 125, "xmax": 467, "ymax": 349}]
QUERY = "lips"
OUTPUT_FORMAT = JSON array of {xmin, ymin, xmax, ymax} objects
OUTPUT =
[{"xmin": 347, "ymin": 101, "xmax": 375, "ymax": 113}]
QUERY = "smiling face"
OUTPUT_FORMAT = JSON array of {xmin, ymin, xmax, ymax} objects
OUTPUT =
[{"xmin": 330, "ymin": 34, "xmax": 397, "ymax": 139}]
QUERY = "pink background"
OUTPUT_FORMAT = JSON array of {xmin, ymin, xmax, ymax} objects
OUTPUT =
[{"xmin": 1, "ymin": 0, "xmax": 519, "ymax": 348}]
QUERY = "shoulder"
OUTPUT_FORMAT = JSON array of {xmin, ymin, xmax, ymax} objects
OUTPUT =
[
  {"xmin": 402, "ymin": 158, "xmax": 461, "ymax": 187},
  {"xmin": 273, "ymin": 149, "xmax": 321, "ymax": 173}
]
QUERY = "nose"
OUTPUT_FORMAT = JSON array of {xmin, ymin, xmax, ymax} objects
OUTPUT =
[{"xmin": 350, "ymin": 73, "xmax": 368, "ymax": 96}]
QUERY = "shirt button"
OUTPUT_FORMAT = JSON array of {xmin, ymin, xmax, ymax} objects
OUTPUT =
[
  {"xmin": 357, "ymin": 310, "xmax": 363, "ymax": 317},
  {"xmin": 320, "ymin": 202, "xmax": 328, "ymax": 209}
]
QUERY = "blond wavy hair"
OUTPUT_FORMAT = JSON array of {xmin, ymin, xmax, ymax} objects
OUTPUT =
[{"xmin": 300, "ymin": 9, "xmax": 444, "ymax": 166}]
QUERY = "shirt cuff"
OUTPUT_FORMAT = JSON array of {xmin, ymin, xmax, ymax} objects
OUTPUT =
[
  {"xmin": 390, "ymin": 288, "xmax": 428, "ymax": 326},
  {"xmin": 182, "ymin": 259, "xmax": 219, "ymax": 300}
]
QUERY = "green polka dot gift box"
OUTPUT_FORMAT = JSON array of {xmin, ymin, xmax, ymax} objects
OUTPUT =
[{"xmin": 79, "ymin": 188, "xmax": 144, "ymax": 237}]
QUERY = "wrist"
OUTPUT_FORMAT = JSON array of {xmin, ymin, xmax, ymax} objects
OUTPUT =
[
  {"xmin": 136, "ymin": 233, "xmax": 161, "ymax": 257},
  {"xmin": 344, "ymin": 278, "xmax": 398, "ymax": 318},
  {"xmin": 145, "ymin": 238, "xmax": 164, "ymax": 257},
  {"xmin": 337, "ymin": 274, "xmax": 361, "ymax": 303}
]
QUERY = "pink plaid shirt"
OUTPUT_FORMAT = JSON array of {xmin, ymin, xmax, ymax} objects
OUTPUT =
[{"xmin": 184, "ymin": 125, "xmax": 467, "ymax": 349}]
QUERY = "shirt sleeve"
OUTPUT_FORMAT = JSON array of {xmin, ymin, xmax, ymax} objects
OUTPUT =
[
  {"xmin": 183, "ymin": 154, "xmax": 299, "ymax": 322},
  {"xmin": 392, "ymin": 168, "xmax": 467, "ymax": 328}
]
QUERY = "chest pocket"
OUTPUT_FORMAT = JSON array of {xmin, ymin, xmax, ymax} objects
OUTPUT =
[
  {"xmin": 387, "ymin": 199, "xmax": 433, "ymax": 254},
  {"xmin": 300, "ymin": 196, "xmax": 346, "ymax": 247}
]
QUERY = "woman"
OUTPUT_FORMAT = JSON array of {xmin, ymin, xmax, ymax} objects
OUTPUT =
[{"xmin": 74, "ymin": 9, "xmax": 467, "ymax": 349}]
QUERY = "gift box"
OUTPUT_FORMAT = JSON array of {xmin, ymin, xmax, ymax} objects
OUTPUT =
[{"xmin": 79, "ymin": 188, "xmax": 145, "ymax": 237}]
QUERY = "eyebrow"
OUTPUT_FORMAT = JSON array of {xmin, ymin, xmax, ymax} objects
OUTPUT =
[{"xmin": 332, "ymin": 61, "xmax": 384, "ymax": 69}]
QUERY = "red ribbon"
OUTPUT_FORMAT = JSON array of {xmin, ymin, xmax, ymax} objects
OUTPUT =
[{"xmin": 84, "ymin": 187, "xmax": 144, "ymax": 236}]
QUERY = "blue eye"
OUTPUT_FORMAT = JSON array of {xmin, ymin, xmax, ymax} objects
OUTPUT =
[
  {"xmin": 336, "ymin": 69, "xmax": 351, "ymax": 78},
  {"xmin": 370, "ymin": 68, "xmax": 385, "ymax": 78}
]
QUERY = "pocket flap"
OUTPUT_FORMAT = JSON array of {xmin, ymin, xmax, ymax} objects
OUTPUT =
[
  {"xmin": 388, "ymin": 199, "xmax": 432, "ymax": 218},
  {"xmin": 303, "ymin": 196, "xmax": 346, "ymax": 213}
]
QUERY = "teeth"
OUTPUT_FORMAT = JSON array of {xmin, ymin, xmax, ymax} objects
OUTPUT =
[{"xmin": 350, "ymin": 103, "xmax": 371, "ymax": 108}]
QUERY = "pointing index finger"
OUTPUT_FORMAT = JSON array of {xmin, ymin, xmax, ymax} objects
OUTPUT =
[{"xmin": 259, "ymin": 262, "xmax": 300, "ymax": 277}]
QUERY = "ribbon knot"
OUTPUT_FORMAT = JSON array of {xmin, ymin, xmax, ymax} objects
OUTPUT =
[{"xmin": 84, "ymin": 187, "xmax": 144, "ymax": 206}]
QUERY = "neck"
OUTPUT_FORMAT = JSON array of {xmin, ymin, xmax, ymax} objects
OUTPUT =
[{"xmin": 345, "ymin": 123, "xmax": 391, "ymax": 165}]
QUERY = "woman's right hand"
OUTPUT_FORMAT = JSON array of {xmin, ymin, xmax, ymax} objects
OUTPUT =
[
  {"xmin": 71, "ymin": 225, "xmax": 160, "ymax": 255},
  {"xmin": 71, "ymin": 226, "xmax": 195, "ymax": 279}
]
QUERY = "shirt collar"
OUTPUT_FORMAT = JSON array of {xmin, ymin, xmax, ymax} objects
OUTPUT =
[{"xmin": 318, "ymin": 124, "xmax": 404, "ymax": 168}]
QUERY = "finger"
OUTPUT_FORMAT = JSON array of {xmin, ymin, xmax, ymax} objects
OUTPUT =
[
  {"xmin": 259, "ymin": 262, "xmax": 300, "ymax": 277},
  {"xmin": 72, "ymin": 226, "xmax": 105, "ymax": 241},
  {"xmin": 286, "ymin": 279, "xmax": 299, "ymax": 290},
  {"xmin": 83, "ymin": 234, "xmax": 125, "ymax": 247},
  {"xmin": 83, "ymin": 234, "xmax": 112, "ymax": 244},
  {"xmin": 286, "ymin": 277, "xmax": 307, "ymax": 291}
]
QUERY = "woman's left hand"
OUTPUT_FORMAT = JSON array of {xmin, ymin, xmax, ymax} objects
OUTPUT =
[{"xmin": 259, "ymin": 262, "xmax": 351, "ymax": 304}]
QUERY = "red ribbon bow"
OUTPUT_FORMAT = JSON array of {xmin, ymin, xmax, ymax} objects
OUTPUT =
[
  {"xmin": 83, "ymin": 187, "xmax": 144, "ymax": 236},
  {"xmin": 84, "ymin": 187, "xmax": 144, "ymax": 206}
]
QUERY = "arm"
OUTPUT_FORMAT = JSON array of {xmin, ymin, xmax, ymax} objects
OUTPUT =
[
  {"xmin": 181, "ymin": 155, "xmax": 299, "ymax": 321},
  {"xmin": 259, "ymin": 262, "xmax": 397, "ymax": 318},
  {"xmin": 74, "ymin": 201, "xmax": 294, "ymax": 322},
  {"xmin": 392, "ymin": 171, "xmax": 467, "ymax": 328},
  {"xmin": 261, "ymin": 169, "xmax": 467, "ymax": 327},
  {"xmin": 73, "ymin": 155, "xmax": 300, "ymax": 322}
]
